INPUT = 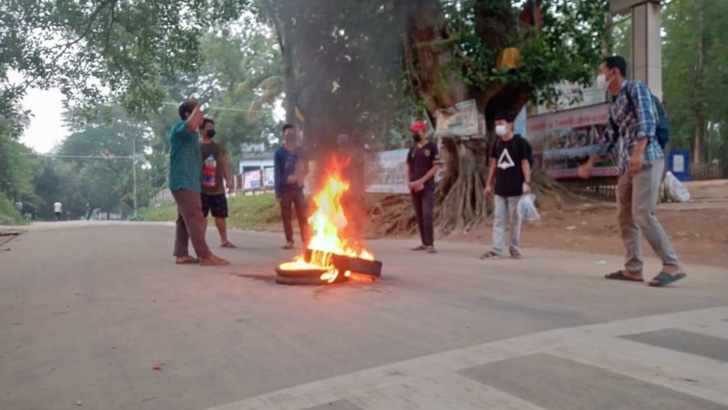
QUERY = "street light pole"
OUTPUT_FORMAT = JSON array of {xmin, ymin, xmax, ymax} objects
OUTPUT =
[{"xmin": 132, "ymin": 137, "xmax": 138, "ymax": 218}]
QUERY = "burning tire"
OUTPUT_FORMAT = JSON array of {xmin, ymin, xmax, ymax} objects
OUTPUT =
[
  {"xmin": 331, "ymin": 254, "xmax": 382, "ymax": 278},
  {"xmin": 274, "ymin": 266, "xmax": 330, "ymax": 286}
]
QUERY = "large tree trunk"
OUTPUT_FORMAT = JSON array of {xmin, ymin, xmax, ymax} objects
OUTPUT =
[
  {"xmin": 693, "ymin": 0, "xmax": 706, "ymax": 165},
  {"xmin": 402, "ymin": 0, "xmax": 530, "ymax": 232}
]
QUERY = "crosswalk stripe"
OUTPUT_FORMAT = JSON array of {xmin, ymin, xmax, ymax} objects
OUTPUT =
[
  {"xmin": 549, "ymin": 336, "xmax": 728, "ymax": 406},
  {"xmin": 347, "ymin": 372, "xmax": 549, "ymax": 410},
  {"xmin": 202, "ymin": 306, "xmax": 728, "ymax": 410}
]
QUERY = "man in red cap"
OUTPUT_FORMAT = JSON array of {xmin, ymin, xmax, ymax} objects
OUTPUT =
[{"xmin": 406, "ymin": 120, "xmax": 441, "ymax": 253}]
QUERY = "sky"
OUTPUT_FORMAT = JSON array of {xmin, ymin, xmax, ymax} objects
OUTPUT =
[{"xmin": 20, "ymin": 87, "xmax": 68, "ymax": 153}]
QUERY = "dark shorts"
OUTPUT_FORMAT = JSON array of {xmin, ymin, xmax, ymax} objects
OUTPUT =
[{"xmin": 201, "ymin": 194, "xmax": 228, "ymax": 218}]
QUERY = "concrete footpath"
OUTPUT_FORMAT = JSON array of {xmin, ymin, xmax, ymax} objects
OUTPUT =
[{"xmin": 1, "ymin": 222, "xmax": 727, "ymax": 410}]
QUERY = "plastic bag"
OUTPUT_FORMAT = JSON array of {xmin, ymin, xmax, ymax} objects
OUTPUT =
[
  {"xmin": 664, "ymin": 171, "xmax": 691, "ymax": 202},
  {"xmin": 518, "ymin": 194, "xmax": 541, "ymax": 222}
]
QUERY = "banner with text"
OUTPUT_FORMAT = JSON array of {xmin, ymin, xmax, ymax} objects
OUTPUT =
[{"xmin": 526, "ymin": 103, "xmax": 618, "ymax": 179}]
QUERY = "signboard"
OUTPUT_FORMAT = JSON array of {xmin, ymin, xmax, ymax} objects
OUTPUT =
[
  {"xmin": 669, "ymin": 150, "xmax": 692, "ymax": 181},
  {"xmin": 527, "ymin": 103, "xmax": 619, "ymax": 179},
  {"xmin": 365, "ymin": 149, "xmax": 410, "ymax": 194},
  {"xmin": 434, "ymin": 99, "xmax": 481, "ymax": 138},
  {"xmin": 263, "ymin": 167, "xmax": 275, "ymax": 187},
  {"xmin": 536, "ymin": 81, "xmax": 607, "ymax": 116},
  {"xmin": 243, "ymin": 170, "xmax": 262, "ymax": 189}
]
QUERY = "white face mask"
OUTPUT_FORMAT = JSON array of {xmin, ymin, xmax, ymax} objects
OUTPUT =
[
  {"xmin": 596, "ymin": 74, "xmax": 610, "ymax": 91},
  {"xmin": 495, "ymin": 124, "xmax": 508, "ymax": 137}
]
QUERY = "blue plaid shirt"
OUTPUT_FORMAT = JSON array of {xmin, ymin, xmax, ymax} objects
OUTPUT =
[{"xmin": 596, "ymin": 80, "xmax": 664, "ymax": 174}]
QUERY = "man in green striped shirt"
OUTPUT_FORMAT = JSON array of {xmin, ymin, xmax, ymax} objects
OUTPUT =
[{"xmin": 169, "ymin": 99, "xmax": 228, "ymax": 266}]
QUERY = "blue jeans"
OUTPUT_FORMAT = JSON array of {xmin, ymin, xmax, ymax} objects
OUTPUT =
[{"xmin": 492, "ymin": 195, "xmax": 522, "ymax": 255}]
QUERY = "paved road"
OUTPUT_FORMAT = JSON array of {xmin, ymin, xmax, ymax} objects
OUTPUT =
[{"xmin": 1, "ymin": 222, "xmax": 727, "ymax": 410}]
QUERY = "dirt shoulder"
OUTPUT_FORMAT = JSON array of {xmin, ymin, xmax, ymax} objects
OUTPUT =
[
  {"xmin": 445, "ymin": 179, "xmax": 728, "ymax": 267},
  {"xmin": 446, "ymin": 203, "xmax": 728, "ymax": 267}
]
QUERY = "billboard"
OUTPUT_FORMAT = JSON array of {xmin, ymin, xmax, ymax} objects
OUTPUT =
[
  {"xmin": 526, "ymin": 103, "xmax": 619, "ymax": 179},
  {"xmin": 243, "ymin": 170, "xmax": 262, "ymax": 189},
  {"xmin": 263, "ymin": 167, "xmax": 275, "ymax": 187},
  {"xmin": 365, "ymin": 149, "xmax": 410, "ymax": 194},
  {"xmin": 434, "ymin": 99, "xmax": 483, "ymax": 138}
]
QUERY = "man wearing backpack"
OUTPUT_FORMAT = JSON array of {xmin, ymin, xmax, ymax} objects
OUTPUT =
[{"xmin": 579, "ymin": 56, "xmax": 685, "ymax": 287}]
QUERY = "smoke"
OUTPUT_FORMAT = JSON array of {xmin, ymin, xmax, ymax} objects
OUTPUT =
[{"xmin": 272, "ymin": 0, "xmax": 406, "ymax": 242}]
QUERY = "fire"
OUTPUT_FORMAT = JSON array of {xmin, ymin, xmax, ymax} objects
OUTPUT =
[{"xmin": 278, "ymin": 157, "xmax": 374, "ymax": 283}]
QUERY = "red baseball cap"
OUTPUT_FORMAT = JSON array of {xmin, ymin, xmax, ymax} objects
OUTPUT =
[{"xmin": 408, "ymin": 121, "xmax": 427, "ymax": 133}]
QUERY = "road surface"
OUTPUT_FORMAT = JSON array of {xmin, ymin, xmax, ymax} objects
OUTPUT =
[{"xmin": 1, "ymin": 222, "xmax": 727, "ymax": 410}]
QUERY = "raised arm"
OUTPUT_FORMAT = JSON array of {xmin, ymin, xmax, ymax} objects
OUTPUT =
[{"xmin": 186, "ymin": 99, "xmax": 204, "ymax": 133}]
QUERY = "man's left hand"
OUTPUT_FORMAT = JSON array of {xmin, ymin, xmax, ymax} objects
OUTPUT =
[
  {"xmin": 408, "ymin": 181, "xmax": 422, "ymax": 192},
  {"xmin": 522, "ymin": 183, "xmax": 532, "ymax": 195},
  {"xmin": 628, "ymin": 154, "xmax": 644, "ymax": 175},
  {"xmin": 227, "ymin": 182, "xmax": 234, "ymax": 194}
]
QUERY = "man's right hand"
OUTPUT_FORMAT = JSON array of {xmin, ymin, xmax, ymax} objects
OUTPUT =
[
  {"xmin": 484, "ymin": 185, "xmax": 493, "ymax": 197},
  {"xmin": 578, "ymin": 162, "xmax": 593, "ymax": 180}
]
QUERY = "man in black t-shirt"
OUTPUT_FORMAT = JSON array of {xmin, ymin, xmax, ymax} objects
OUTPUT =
[
  {"xmin": 406, "ymin": 120, "xmax": 440, "ymax": 254},
  {"xmin": 482, "ymin": 111, "xmax": 532, "ymax": 259}
]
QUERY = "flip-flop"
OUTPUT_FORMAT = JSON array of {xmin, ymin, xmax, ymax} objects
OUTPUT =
[
  {"xmin": 649, "ymin": 272, "xmax": 687, "ymax": 287},
  {"xmin": 605, "ymin": 271, "xmax": 644, "ymax": 282},
  {"xmin": 221, "ymin": 242, "xmax": 237, "ymax": 248},
  {"xmin": 480, "ymin": 251, "xmax": 500, "ymax": 260}
]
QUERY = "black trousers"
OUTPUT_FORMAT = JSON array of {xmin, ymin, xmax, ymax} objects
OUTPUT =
[
  {"xmin": 411, "ymin": 188, "xmax": 435, "ymax": 246},
  {"xmin": 280, "ymin": 189, "xmax": 308, "ymax": 243}
]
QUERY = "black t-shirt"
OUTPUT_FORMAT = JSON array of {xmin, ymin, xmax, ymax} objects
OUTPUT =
[
  {"xmin": 519, "ymin": 135, "xmax": 534, "ymax": 168},
  {"xmin": 490, "ymin": 135, "xmax": 528, "ymax": 197},
  {"xmin": 407, "ymin": 141, "xmax": 440, "ymax": 190}
]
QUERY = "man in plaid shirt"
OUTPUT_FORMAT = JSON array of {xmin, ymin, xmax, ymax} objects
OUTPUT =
[{"xmin": 579, "ymin": 56, "xmax": 686, "ymax": 287}]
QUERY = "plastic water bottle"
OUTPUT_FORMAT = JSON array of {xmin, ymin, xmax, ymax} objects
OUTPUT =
[{"xmin": 203, "ymin": 155, "xmax": 216, "ymax": 188}]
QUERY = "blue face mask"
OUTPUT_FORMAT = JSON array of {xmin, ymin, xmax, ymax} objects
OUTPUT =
[{"xmin": 207, "ymin": 130, "xmax": 216, "ymax": 138}]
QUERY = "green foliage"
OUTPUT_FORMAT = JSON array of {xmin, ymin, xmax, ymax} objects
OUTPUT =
[
  {"xmin": 442, "ymin": 0, "xmax": 608, "ymax": 106},
  {"xmin": 1, "ymin": 0, "xmax": 251, "ymax": 126},
  {"xmin": 28, "ymin": 106, "xmax": 154, "ymax": 219},
  {"xmin": 0, "ymin": 191, "xmax": 26, "ymax": 225},
  {"xmin": 0, "ymin": 133, "xmax": 37, "ymax": 203},
  {"xmin": 138, "ymin": 193, "xmax": 280, "ymax": 230},
  {"xmin": 663, "ymin": 0, "xmax": 728, "ymax": 162}
]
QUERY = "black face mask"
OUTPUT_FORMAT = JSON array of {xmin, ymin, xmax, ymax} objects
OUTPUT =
[
  {"xmin": 207, "ymin": 130, "xmax": 216, "ymax": 138},
  {"xmin": 412, "ymin": 134, "xmax": 422, "ymax": 143}
]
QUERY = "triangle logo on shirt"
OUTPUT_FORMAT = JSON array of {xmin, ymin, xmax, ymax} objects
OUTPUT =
[{"xmin": 497, "ymin": 148, "xmax": 515, "ymax": 170}]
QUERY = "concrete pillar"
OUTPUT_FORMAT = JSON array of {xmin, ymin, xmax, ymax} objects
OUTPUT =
[
  {"xmin": 611, "ymin": 0, "xmax": 663, "ymax": 100},
  {"xmin": 631, "ymin": 1, "xmax": 662, "ymax": 99}
]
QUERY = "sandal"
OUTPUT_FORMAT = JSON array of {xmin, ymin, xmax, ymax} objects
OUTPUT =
[
  {"xmin": 426, "ymin": 246, "xmax": 437, "ymax": 254},
  {"xmin": 480, "ymin": 251, "xmax": 501, "ymax": 259},
  {"xmin": 282, "ymin": 242, "xmax": 294, "ymax": 250},
  {"xmin": 605, "ymin": 271, "xmax": 644, "ymax": 282},
  {"xmin": 649, "ymin": 272, "xmax": 687, "ymax": 287},
  {"xmin": 510, "ymin": 250, "xmax": 522, "ymax": 259},
  {"xmin": 221, "ymin": 242, "xmax": 237, "ymax": 248},
  {"xmin": 412, "ymin": 245, "xmax": 427, "ymax": 251}
]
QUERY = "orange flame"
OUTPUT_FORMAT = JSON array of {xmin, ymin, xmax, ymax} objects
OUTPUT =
[{"xmin": 279, "ymin": 156, "xmax": 374, "ymax": 283}]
